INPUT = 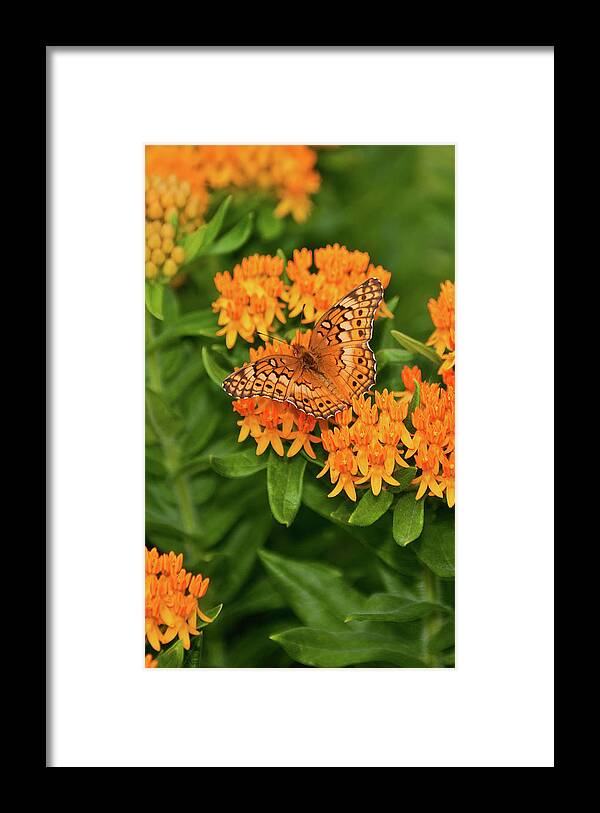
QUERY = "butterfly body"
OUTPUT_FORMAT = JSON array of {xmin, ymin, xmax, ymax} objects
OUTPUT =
[{"xmin": 222, "ymin": 278, "xmax": 384, "ymax": 419}]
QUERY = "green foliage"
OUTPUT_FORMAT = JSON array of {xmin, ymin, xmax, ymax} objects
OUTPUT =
[
  {"xmin": 267, "ymin": 454, "xmax": 307, "ymax": 526},
  {"xmin": 392, "ymin": 493, "xmax": 425, "ymax": 546},
  {"xmin": 391, "ymin": 329, "xmax": 440, "ymax": 364},
  {"xmin": 145, "ymin": 146, "xmax": 454, "ymax": 667}
]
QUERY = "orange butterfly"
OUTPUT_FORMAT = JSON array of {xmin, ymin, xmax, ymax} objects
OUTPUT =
[{"xmin": 222, "ymin": 278, "xmax": 384, "ymax": 419}]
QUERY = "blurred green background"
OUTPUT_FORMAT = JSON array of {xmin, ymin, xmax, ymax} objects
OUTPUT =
[{"xmin": 146, "ymin": 145, "xmax": 455, "ymax": 668}]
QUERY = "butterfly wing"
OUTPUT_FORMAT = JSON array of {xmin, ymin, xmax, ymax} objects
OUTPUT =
[
  {"xmin": 309, "ymin": 278, "xmax": 383, "ymax": 401},
  {"xmin": 310, "ymin": 277, "xmax": 384, "ymax": 352},
  {"xmin": 222, "ymin": 354, "xmax": 301, "ymax": 401},
  {"xmin": 284, "ymin": 370, "xmax": 349, "ymax": 420}
]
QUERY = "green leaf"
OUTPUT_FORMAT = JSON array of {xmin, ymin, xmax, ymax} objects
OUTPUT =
[
  {"xmin": 201, "ymin": 346, "xmax": 230, "ymax": 387},
  {"xmin": 257, "ymin": 206, "xmax": 284, "ymax": 240},
  {"xmin": 145, "ymin": 389, "xmax": 184, "ymax": 440},
  {"xmin": 184, "ymin": 633, "xmax": 204, "ymax": 668},
  {"xmin": 145, "ymin": 281, "xmax": 164, "ymax": 320},
  {"xmin": 258, "ymin": 549, "xmax": 366, "ymax": 629},
  {"xmin": 205, "ymin": 212, "xmax": 254, "ymax": 255},
  {"xmin": 157, "ymin": 640, "xmax": 184, "ymax": 668},
  {"xmin": 146, "ymin": 309, "xmax": 217, "ymax": 351},
  {"xmin": 209, "ymin": 514, "xmax": 272, "ymax": 602},
  {"xmin": 197, "ymin": 603, "xmax": 223, "ymax": 629},
  {"xmin": 408, "ymin": 378, "xmax": 420, "ymax": 427},
  {"xmin": 428, "ymin": 619, "xmax": 455, "ymax": 653},
  {"xmin": 392, "ymin": 493, "xmax": 425, "ymax": 546},
  {"xmin": 210, "ymin": 447, "xmax": 268, "ymax": 478},
  {"xmin": 375, "ymin": 347, "xmax": 413, "ymax": 370},
  {"xmin": 270, "ymin": 627, "xmax": 426, "ymax": 668},
  {"xmin": 390, "ymin": 329, "xmax": 440, "ymax": 364},
  {"xmin": 190, "ymin": 478, "xmax": 266, "ymax": 549},
  {"xmin": 181, "ymin": 224, "xmax": 209, "ymax": 263},
  {"xmin": 413, "ymin": 510, "xmax": 455, "ymax": 578},
  {"xmin": 345, "ymin": 593, "xmax": 450, "ymax": 623},
  {"xmin": 267, "ymin": 453, "xmax": 307, "ymax": 526},
  {"xmin": 161, "ymin": 286, "xmax": 180, "ymax": 324},
  {"xmin": 386, "ymin": 466, "xmax": 417, "ymax": 492},
  {"xmin": 348, "ymin": 489, "xmax": 393, "ymax": 526},
  {"xmin": 202, "ymin": 195, "xmax": 232, "ymax": 247}
]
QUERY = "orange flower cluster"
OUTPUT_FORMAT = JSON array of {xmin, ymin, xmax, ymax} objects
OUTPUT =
[
  {"xmin": 229, "ymin": 355, "xmax": 454, "ymax": 507},
  {"xmin": 396, "ymin": 365, "xmax": 423, "ymax": 404},
  {"xmin": 212, "ymin": 246, "xmax": 393, "ymax": 347},
  {"xmin": 146, "ymin": 146, "xmax": 208, "ymax": 197},
  {"xmin": 195, "ymin": 145, "xmax": 320, "ymax": 223},
  {"xmin": 317, "ymin": 391, "xmax": 411, "ymax": 500},
  {"xmin": 213, "ymin": 254, "xmax": 287, "ymax": 348},
  {"xmin": 404, "ymin": 379, "xmax": 455, "ymax": 507},
  {"xmin": 427, "ymin": 280, "xmax": 455, "ymax": 376},
  {"xmin": 145, "ymin": 547, "xmax": 213, "ymax": 652},
  {"xmin": 284, "ymin": 245, "xmax": 393, "ymax": 324},
  {"xmin": 145, "ymin": 654, "xmax": 158, "ymax": 669},
  {"xmin": 146, "ymin": 145, "xmax": 320, "ymax": 223}
]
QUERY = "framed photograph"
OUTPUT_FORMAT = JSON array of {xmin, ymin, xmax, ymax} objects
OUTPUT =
[{"xmin": 48, "ymin": 46, "xmax": 554, "ymax": 767}]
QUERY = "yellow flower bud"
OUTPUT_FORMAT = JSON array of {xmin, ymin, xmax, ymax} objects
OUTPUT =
[
  {"xmin": 175, "ymin": 190, "xmax": 188, "ymax": 208},
  {"xmin": 160, "ymin": 222, "xmax": 175, "ymax": 239},
  {"xmin": 171, "ymin": 246, "xmax": 185, "ymax": 264},
  {"xmin": 151, "ymin": 248, "xmax": 165, "ymax": 266},
  {"xmin": 147, "ymin": 201, "xmax": 163, "ymax": 220},
  {"xmin": 148, "ymin": 233, "xmax": 162, "ymax": 250},
  {"xmin": 160, "ymin": 192, "xmax": 174, "ymax": 209},
  {"xmin": 145, "ymin": 262, "xmax": 158, "ymax": 279},
  {"xmin": 163, "ymin": 259, "xmax": 178, "ymax": 278},
  {"xmin": 185, "ymin": 199, "xmax": 199, "ymax": 219},
  {"xmin": 162, "ymin": 238, "xmax": 174, "ymax": 254},
  {"xmin": 145, "ymin": 246, "xmax": 151, "ymax": 262}
]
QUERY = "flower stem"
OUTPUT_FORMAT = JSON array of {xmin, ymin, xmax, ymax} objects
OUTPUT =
[
  {"xmin": 145, "ymin": 308, "xmax": 162, "ymax": 393},
  {"xmin": 145, "ymin": 306, "xmax": 197, "ymax": 540}
]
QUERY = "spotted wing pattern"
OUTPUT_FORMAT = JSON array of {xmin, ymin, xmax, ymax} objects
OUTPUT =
[
  {"xmin": 222, "ymin": 278, "xmax": 384, "ymax": 419},
  {"xmin": 283, "ymin": 370, "xmax": 349, "ymax": 420},
  {"xmin": 222, "ymin": 355, "xmax": 300, "ymax": 401},
  {"xmin": 309, "ymin": 278, "xmax": 384, "ymax": 352},
  {"xmin": 310, "ymin": 278, "xmax": 383, "ymax": 403}
]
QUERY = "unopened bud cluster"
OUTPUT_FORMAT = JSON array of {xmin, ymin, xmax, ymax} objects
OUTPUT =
[{"xmin": 144, "ymin": 174, "xmax": 206, "ymax": 281}]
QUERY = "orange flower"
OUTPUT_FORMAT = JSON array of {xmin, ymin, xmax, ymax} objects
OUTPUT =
[
  {"xmin": 213, "ymin": 254, "xmax": 288, "ymax": 348},
  {"xmin": 284, "ymin": 244, "xmax": 393, "ymax": 324},
  {"xmin": 287, "ymin": 412, "xmax": 320, "ymax": 459},
  {"xmin": 194, "ymin": 145, "xmax": 320, "ymax": 223},
  {"xmin": 317, "ymin": 428, "xmax": 359, "ymax": 501},
  {"xmin": 405, "ymin": 381, "xmax": 455, "ymax": 505},
  {"xmin": 354, "ymin": 439, "xmax": 401, "ymax": 496},
  {"xmin": 254, "ymin": 401, "xmax": 287, "ymax": 456},
  {"xmin": 427, "ymin": 280, "xmax": 455, "ymax": 368},
  {"xmin": 145, "ymin": 548, "xmax": 213, "ymax": 653},
  {"xmin": 439, "ymin": 450, "xmax": 455, "ymax": 508},
  {"xmin": 145, "ymin": 146, "xmax": 207, "ymax": 197},
  {"xmin": 145, "ymin": 654, "xmax": 158, "ymax": 668}
]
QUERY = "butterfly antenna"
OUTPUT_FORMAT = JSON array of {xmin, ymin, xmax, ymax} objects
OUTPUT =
[{"xmin": 255, "ymin": 329, "xmax": 284, "ymax": 344}]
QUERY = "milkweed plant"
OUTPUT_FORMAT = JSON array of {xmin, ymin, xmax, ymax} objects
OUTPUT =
[{"xmin": 145, "ymin": 145, "xmax": 455, "ymax": 668}]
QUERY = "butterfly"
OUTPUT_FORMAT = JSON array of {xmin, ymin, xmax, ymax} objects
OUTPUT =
[{"xmin": 221, "ymin": 278, "xmax": 384, "ymax": 419}]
